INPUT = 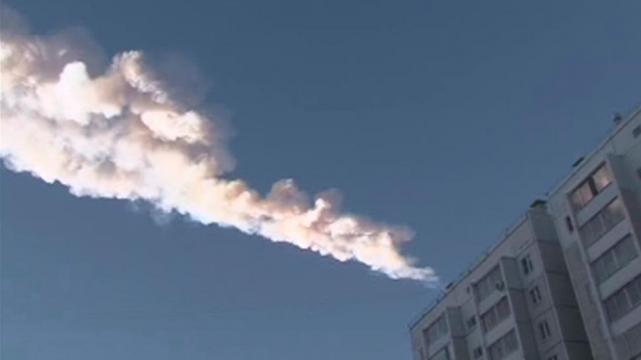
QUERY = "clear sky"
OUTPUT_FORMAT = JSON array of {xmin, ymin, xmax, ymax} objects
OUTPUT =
[{"xmin": 1, "ymin": 0, "xmax": 640, "ymax": 359}]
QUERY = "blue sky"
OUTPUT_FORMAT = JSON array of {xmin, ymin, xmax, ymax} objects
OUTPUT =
[{"xmin": 1, "ymin": 0, "xmax": 640, "ymax": 359}]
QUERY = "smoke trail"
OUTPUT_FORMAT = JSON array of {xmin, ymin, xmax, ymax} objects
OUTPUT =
[{"xmin": 0, "ymin": 6, "xmax": 436, "ymax": 282}]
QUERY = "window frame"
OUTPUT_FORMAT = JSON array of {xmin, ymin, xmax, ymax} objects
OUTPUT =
[
  {"xmin": 538, "ymin": 320, "xmax": 552, "ymax": 340},
  {"xmin": 530, "ymin": 286, "xmax": 542, "ymax": 305},
  {"xmin": 521, "ymin": 254, "xmax": 534, "ymax": 275},
  {"xmin": 429, "ymin": 346, "xmax": 451, "ymax": 360},
  {"xmin": 565, "ymin": 216, "xmax": 575, "ymax": 233},
  {"xmin": 591, "ymin": 234, "xmax": 638, "ymax": 284},
  {"xmin": 487, "ymin": 329, "xmax": 518, "ymax": 360},
  {"xmin": 423, "ymin": 314, "xmax": 449, "ymax": 348},
  {"xmin": 475, "ymin": 266, "xmax": 504, "ymax": 303},
  {"xmin": 603, "ymin": 274, "xmax": 641, "ymax": 322},
  {"xmin": 472, "ymin": 346, "xmax": 483, "ymax": 359},
  {"xmin": 579, "ymin": 197, "xmax": 626, "ymax": 247},
  {"xmin": 466, "ymin": 315, "xmax": 477, "ymax": 330},
  {"xmin": 481, "ymin": 297, "xmax": 511, "ymax": 333},
  {"xmin": 569, "ymin": 163, "xmax": 613, "ymax": 211}
]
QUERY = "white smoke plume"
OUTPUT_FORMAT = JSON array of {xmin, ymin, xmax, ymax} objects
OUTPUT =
[{"xmin": 0, "ymin": 6, "xmax": 436, "ymax": 282}]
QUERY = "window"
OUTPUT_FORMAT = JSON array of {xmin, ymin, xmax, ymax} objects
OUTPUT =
[
  {"xmin": 530, "ymin": 286, "xmax": 542, "ymax": 305},
  {"xmin": 487, "ymin": 329, "xmax": 518, "ymax": 360},
  {"xmin": 604, "ymin": 274, "xmax": 641, "ymax": 322},
  {"xmin": 633, "ymin": 125, "xmax": 641, "ymax": 138},
  {"xmin": 481, "ymin": 297, "xmax": 511, "ymax": 332},
  {"xmin": 547, "ymin": 355, "xmax": 558, "ymax": 360},
  {"xmin": 592, "ymin": 165, "xmax": 612, "ymax": 192},
  {"xmin": 472, "ymin": 346, "xmax": 483, "ymax": 359},
  {"xmin": 430, "ymin": 347, "xmax": 450, "ymax": 360},
  {"xmin": 521, "ymin": 254, "xmax": 534, "ymax": 275},
  {"xmin": 538, "ymin": 320, "xmax": 552, "ymax": 340},
  {"xmin": 569, "ymin": 164, "xmax": 613, "ymax": 210},
  {"xmin": 579, "ymin": 198, "xmax": 626, "ymax": 247},
  {"xmin": 623, "ymin": 322, "xmax": 641, "ymax": 359},
  {"xmin": 423, "ymin": 315, "xmax": 449, "ymax": 347},
  {"xmin": 565, "ymin": 216, "xmax": 574, "ymax": 233},
  {"xmin": 475, "ymin": 266, "xmax": 504, "ymax": 302},
  {"xmin": 591, "ymin": 234, "xmax": 637, "ymax": 284},
  {"xmin": 467, "ymin": 316, "xmax": 477, "ymax": 329}
]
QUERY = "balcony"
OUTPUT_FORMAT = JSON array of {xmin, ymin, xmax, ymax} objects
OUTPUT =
[
  {"xmin": 599, "ymin": 257, "xmax": 641, "ymax": 299},
  {"xmin": 574, "ymin": 182, "xmax": 618, "ymax": 226},
  {"xmin": 586, "ymin": 221, "xmax": 633, "ymax": 261}
]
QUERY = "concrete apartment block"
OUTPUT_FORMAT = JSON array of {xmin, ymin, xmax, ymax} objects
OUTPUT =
[
  {"xmin": 410, "ymin": 105, "xmax": 641, "ymax": 360},
  {"xmin": 547, "ymin": 107, "xmax": 641, "ymax": 360},
  {"xmin": 410, "ymin": 208, "xmax": 592, "ymax": 360}
]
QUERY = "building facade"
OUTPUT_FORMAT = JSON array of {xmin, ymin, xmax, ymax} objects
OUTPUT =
[
  {"xmin": 547, "ymin": 108, "xmax": 641, "ymax": 360},
  {"xmin": 410, "ymin": 106, "xmax": 641, "ymax": 360},
  {"xmin": 410, "ymin": 207, "xmax": 592, "ymax": 360}
]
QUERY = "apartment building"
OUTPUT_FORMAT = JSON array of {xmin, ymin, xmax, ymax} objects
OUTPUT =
[
  {"xmin": 409, "ymin": 207, "xmax": 592, "ymax": 360},
  {"xmin": 410, "ymin": 106, "xmax": 641, "ymax": 360},
  {"xmin": 547, "ymin": 107, "xmax": 641, "ymax": 360}
]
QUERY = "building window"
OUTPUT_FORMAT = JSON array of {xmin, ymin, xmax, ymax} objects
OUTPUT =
[
  {"xmin": 591, "ymin": 234, "xmax": 637, "ymax": 284},
  {"xmin": 530, "ymin": 286, "xmax": 542, "ymax": 305},
  {"xmin": 547, "ymin": 355, "xmax": 559, "ymax": 360},
  {"xmin": 538, "ymin": 320, "xmax": 552, "ymax": 340},
  {"xmin": 604, "ymin": 274, "xmax": 641, "ymax": 322},
  {"xmin": 475, "ymin": 266, "xmax": 504, "ymax": 302},
  {"xmin": 429, "ymin": 347, "xmax": 451, "ymax": 360},
  {"xmin": 487, "ymin": 329, "xmax": 518, "ymax": 360},
  {"xmin": 633, "ymin": 125, "xmax": 641, "ymax": 138},
  {"xmin": 623, "ymin": 322, "xmax": 641, "ymax": 359},
  {"xmin": 472, "ymin": 346, "xmax": 483, "ymax": 359},
  {"xmin": 467, "ymin": 316, "xmax": 477, "ymax": 329},
  {"xmin": 565, "ymin": 216, "xmax": 574, "ymax": 233},
  {"xmin": 423, "ymin": 315, "xmax": 449, "ymax": 348},
  {"xmin": 579, "ymin": 197, "xmax": 626, "ymax": 247},
  {"xmin": 481, "ymin": 297, "xmax": 511, "ymax": 332},
  {"xmin": 569, "ymin": 163, "xmax": 613, "ymax": 211},
  {"xmin": 521, "ymin": 254, "xmax": 534, "ymax": 275}
]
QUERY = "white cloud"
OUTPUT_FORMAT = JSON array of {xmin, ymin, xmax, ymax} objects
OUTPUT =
[{"xmin": 0, "ymin": 6, "xmax": 436, "ymax": 282}]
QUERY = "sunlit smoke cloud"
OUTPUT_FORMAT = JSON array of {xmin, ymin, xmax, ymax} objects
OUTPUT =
[{"xmin": 0, "ymin": 5, "xmax": 436, "ymax": 282}]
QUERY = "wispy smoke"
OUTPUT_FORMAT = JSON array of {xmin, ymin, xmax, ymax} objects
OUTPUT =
[{"xmin": 0, "ymin": 6, "xmax": 436, "ymax": 282}]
